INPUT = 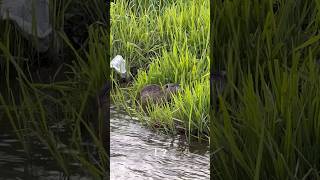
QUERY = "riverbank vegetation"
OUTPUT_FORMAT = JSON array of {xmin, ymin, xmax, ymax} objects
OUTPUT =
[
  {"xmin": 212, "ymin": 0, "xmax": 320, "ymax": 179},
  {"xmin": 111, "ymin": 0, "xmax": 210, "ymax": 140},
  {"xmin": 0, "ymin": 0, "xmax": 109, "ymax": 178}
]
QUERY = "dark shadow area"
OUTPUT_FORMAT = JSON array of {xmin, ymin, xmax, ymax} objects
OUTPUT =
[{"xmin": 0, "ymin": 0, "xmax": 110, "ymax": 179}]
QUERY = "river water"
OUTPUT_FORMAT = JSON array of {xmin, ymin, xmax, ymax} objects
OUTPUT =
[
  {"xmin": 0, "ymin": 106, "xmax": 209, "ymax": 179},
  {"xmin": 110, "ymin": 106, "xmax": 210, "ymax": 180}
]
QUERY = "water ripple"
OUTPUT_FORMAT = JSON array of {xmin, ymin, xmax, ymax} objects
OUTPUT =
[{"xmin": 110, "ymin": 106, "xmax": 210, "ymax": 180}]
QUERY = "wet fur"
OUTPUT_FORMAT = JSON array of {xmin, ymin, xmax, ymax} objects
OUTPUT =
[{"xmin": 137, "ymin": 83, "xmax": 180, "ymax": 109}]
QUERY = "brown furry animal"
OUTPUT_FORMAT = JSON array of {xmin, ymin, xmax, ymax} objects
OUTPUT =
[{"xmin": 137, "ymin": 83, "xmax": 180, "ymax": 107}]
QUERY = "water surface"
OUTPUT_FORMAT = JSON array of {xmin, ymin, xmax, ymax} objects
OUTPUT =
[
  {"xmin": 110, "ymin": 106, "xmax": 210, "ymax": 180},
  {"xmin": 0, "ymin": 107, "xmax": 209, "ymax": 179}
]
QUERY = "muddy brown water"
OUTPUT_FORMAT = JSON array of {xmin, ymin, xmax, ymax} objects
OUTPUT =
[{"xmin": 0, "ymin": 106, "xmax": 209, "ymax": 179}]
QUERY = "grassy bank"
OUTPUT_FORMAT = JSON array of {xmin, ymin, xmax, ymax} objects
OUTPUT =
[
  {"xmin": 212, "ymin": 0, "xmax": 320, "ymax": 179},
  {"xmin": 111, "ymin": 0, "xmax": 210, "ymax": 139},
  {"xmin": 0, "ymin": 0, "xmax": 109, "ymax": 178}
]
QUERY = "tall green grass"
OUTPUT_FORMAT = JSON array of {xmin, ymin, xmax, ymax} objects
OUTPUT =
[
  {"xmin": 212, "ymin": 0, "xmax": 320, "ymax": 179},
  {"xmin": 111, "ymin": 0, "xmax": 210, "ymax": 139},
  {"xmin": 0, "ymin": 0, "xmax": 109, "ymax": 178}
]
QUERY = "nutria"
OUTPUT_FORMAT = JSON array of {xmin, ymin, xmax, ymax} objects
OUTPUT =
[{"xmin": 137, "ymin": 83, "xmax": 180, "ymax": 107}]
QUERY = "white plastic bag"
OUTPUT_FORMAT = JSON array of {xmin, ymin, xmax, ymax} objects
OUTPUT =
[
  {"xmin": 0, "ymin": 0, "xmax": 52, "ymax": 52},
  {"xmin": 110, "ymin": 55, "xmax": 127, "ymax": 78}
]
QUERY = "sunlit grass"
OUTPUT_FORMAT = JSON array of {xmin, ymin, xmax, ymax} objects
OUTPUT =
[{"xmin": 111, "ymin": 0, "xmax": 210, "ymax": 140}]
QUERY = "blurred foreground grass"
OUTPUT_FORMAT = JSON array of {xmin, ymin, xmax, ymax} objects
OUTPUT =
[
  {"xmin": 211, "ymin": 0, "xmax": 320, "ymax": 179},
  {"xmin": 0, "ymin": 0, "xmax": 110, "ymax": 178}
]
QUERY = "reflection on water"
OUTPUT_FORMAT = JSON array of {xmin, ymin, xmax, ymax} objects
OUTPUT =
[
  {"xmin": 110, "ymin": 106, "xmax": 210, "ymax": 180},
  {"xmin": 0, "ymin": 128, "xmax": 94, "ymax": 180},
  {"xmin": 0, "ymin": 106, "xmax": 209, "ymax": 180}
]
